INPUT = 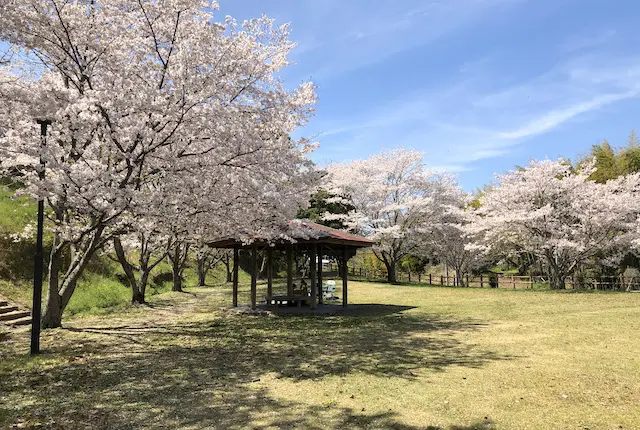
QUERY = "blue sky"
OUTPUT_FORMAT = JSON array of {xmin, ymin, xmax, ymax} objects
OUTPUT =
[{"xmin": 219, "ymin": 0, "xmax": 640, "ymax": 190}]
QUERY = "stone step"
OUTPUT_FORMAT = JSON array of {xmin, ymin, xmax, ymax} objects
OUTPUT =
[
  {"xmin": 8, "ymin": 316, "xmax": 32, "ymax": 326},
  {"xmin": 0, "ymin": 310, "xmax": 31, "ymax": 322},
  {"xmin": 0, "ymin": 305, "xmax": 18, "ymax": 314},
  {"xmin": 0, "ymin": 300, "xmax": 8, "ymax": 307}
]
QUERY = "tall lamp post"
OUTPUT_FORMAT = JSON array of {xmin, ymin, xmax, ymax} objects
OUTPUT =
[{"xmin": 31, "ymin": 119, "xmax": 51, "ymax": 356}]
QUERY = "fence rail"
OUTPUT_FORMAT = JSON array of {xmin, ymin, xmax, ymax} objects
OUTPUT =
[{"xmin": 345, "ymin": 266, "xmax": 640, "ymax": 291}]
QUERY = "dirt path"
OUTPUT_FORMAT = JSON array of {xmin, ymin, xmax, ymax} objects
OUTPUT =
[{"xmin": 1, "ymin": 287, "xmax": 228, "ymax": 352}]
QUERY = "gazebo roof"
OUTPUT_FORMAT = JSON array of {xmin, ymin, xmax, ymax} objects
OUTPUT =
[{"xmin": 207, "ymin": 219, "xmax": 374, "ymax": 249}]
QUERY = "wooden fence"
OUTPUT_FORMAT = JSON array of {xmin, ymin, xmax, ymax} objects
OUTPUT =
[
  {"xmin": 345, "ymin": 266, "xmax": 640, "ymax": 291},
  {"xmin": 564, "ymin": 276, "xmax": 640, "ymax": 291},
  {"xmin": 414, "ymin": 274, "xmax": 535, "ymax": 289}
]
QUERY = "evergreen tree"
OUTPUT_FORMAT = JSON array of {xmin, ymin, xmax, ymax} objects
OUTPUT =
[
  {"xmin": 589, "ymin": 140, "xmax": 620, "ymax": 183},
  {"xmin": 296, "ymin": 189, "xmax": 355, "ymax": 230},
  {"xmin": 620, "ymin": 130, "xmax": 640, "ymax": 174}
]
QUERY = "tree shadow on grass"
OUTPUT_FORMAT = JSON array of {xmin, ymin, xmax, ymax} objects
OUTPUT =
[
  {"xmin": 59, "ymin": 309, "xmax": 502, "ymax": 379},
  {"xmin": 0, "ymin": 305, "xmax": 510, "ymax": 429},
  {"xmin": 261, "ymin": 303, "xmax": 421, "ymax": 317},
  {"xmin": 335, "ymin": 303, "xmax": 417, "ymax": 317}
]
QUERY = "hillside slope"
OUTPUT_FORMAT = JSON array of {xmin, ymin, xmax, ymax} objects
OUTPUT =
[{"xmin": 0, "ymin": 185, "xmax": 206, "ymax": 317}]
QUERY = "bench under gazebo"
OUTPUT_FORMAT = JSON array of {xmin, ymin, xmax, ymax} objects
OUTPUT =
[{"xmin": 207, "ymin": 220, "xmax": 374, "ymax": 310}]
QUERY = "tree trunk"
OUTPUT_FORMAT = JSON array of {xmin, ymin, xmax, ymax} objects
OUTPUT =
[
  {"xmin": 42, "ymin": 244, "xmax": 63, "ymax": 328},
  {"xmin": 137, "ymin": 269, "xmax": 149, "ymax": 301},
  {"xmin": 546, "ymin": 254, "xmax": 567, "ymax": 290},
  {"xmin": 197, "ymin": 257, "xmax": 206, "ymax": 287},
  {"xmin": 131, "ymin": 286, "xmax": 145, "ymax": 304},
  {"xmin": 169, "ymin": 241, "xmax": 189, "ymax": 292},
  {"xmin": 549, "ymin": 271, "xmax": 566, "ymax": 290},
  {"xmin": 42, "ymin": 293, "xmax": 63, "ymax": 328},
  {"xmin": 455, "ymin": 267, "xmax": 464, "ymax": 287},
  {"xmin": 222, "ymin": 254, "xmax": 232, "ymax": 283},
  {"xmin": 385, "ymin": 261, "xmax": 397, "ymax": 284},
  {"xmin": 113, "ymin": 237, "xmax": 145, "ymax": 304},
  {"xmin": 336, "ymin": 259, "xmax": 344, "ymax": 280},
  {"xmin": 42, "ymin": 257, "xmax": 94, "ymax": 328},
  {"xmin": 172, "ymin": 253, "xmax": 183, "ymax": 292},
  {"xmin": 129, "ymin": 266, "xmax": 155, "ymax": 304},
  {"xmin": 42, "ymin": 225, "xmax": 104, "ymax": 328},
  {"xmin": 172, "ymin": 273, "xmax": 183, "ymax": 292},
  {"xmin": 42, "ymin": 252, "xmax": 62, "ymax": 328},
  {"xmin": 259, "ymin": 253, "xmax": 266, "ymax": 278}
]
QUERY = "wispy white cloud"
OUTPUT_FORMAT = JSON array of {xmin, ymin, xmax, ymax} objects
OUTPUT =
[
  {"xmin": 430, "ymin": 164, "xmax": 472, "ymax": 174},
  {"xmin": 311, "ymin": 53, "xmax": 640, "ymax": 172},
  {"xmin": 288, "ymin": 0, "xmax": 524, "ymax": 82},
  {"xmin": 469, "ymin": 56, "xmax": 640, "ymax": 141},
  {"xmin": 560, "ymin": 29, "xmax": 617, "ymax": 53},
  {"xmin": 494, "ymin": 89, "xmax": 640, "ymax": 140}
]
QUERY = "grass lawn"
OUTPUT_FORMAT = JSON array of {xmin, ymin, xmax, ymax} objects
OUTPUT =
[{"xmin": 1, "ymin": 282, "xmax": 639, "ymax": 429}]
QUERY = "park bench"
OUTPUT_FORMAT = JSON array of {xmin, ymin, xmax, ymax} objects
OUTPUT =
[
  {"xmin": 265, "ymin": 294, "xmax": 311, "ymax": 307},
  {"xmin": 266, "ymin": 286, "xmax": 311, "ymax": 307}
]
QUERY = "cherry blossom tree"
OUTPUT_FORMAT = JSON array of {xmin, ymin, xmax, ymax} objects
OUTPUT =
[
  {"xmin": 195, "ymin": 246, "xmax": 228, "ymax": 287},
  {"xmin": 468, "ymin": 160, "xmax": 640, "ymax": 289},
  {"xmin": 417, "ymin": 181, "xmax": 482, "ymax": 286},
  {"xmin": 167, "ymin": 237, "xmax": 190, "ymax": 292},
  {"xmin": 326, "ymin": 149, "xmax": 459, "ymax": 284},
  {"xmin": 112, "ymin": 230, "xmax": 169, "ymax": 304},
  {"xmin": 0, "ymin": 0, "xmax": 317, "ymax": 327},
  {"xmin": 219, "ymin": 249, "xmax": 234, "ymax": 283}
]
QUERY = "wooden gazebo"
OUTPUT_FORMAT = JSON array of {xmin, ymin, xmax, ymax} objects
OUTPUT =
[{"xmin": 207, "ymin": 220, "xmax": 374, "ymax": 310}]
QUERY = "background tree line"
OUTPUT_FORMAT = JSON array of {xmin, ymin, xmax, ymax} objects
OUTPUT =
[{"xmin": 313, "ymin": 134, "xmax": 640, "ymax": 289}]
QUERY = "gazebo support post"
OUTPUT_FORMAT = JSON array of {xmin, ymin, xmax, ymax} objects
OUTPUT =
[
  {"xmin": 250, "ymin": 244, "xmax": 258, "ymax": 310},
  {"xmin": 287, "ymin": 244, "xmax": 294, "ymax": 296},
  {"xmin": 310, "ymin": 244, "xmax": 317, "ymax": 309},
  {"xmin": 232, "ymin": 247, "xmax": 239, "ymax": 307},
  {"xmin": 266, "ymin": 248, "xmax": 273, "ymax": 299},
  {"xmin": 317, "ymin": 246, "xmax": 323, "ymax": 305},
  {"xmin": 342, "ymin": 245, "xmax": 348, "ymax": 307}
]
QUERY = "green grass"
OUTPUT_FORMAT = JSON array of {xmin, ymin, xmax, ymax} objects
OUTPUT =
[
  {"xmin": 64, "ymin": 273, "xmax": 132, "ymax": 316},
  {"xmin": 0, "ymin": 253, "xmax": 243, "ymax": 317},
  {"xmin": 0, "ymin": 186, "xmax": 37, "ymax": 235},
  {"xmin": 63, "ymin": 260, "xmax": 238, "ymax": 317},
  {"xmin": 0, "ymin": 186, "xmax": 45, "ymax": 282},
  {"xmin": 0, "ymin": 186, "xmax": 129, "ymax": 315},
  {"xmin": 0, "ymin": 182, "xmax": 237, "ymax": 314},
  {"xmin": 0, "ymin": 279, "xmax": 32, "ymax": 308},
  {"xmin": 1, "ymin": 282, "xmax": 639, "ymax": 429}
]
